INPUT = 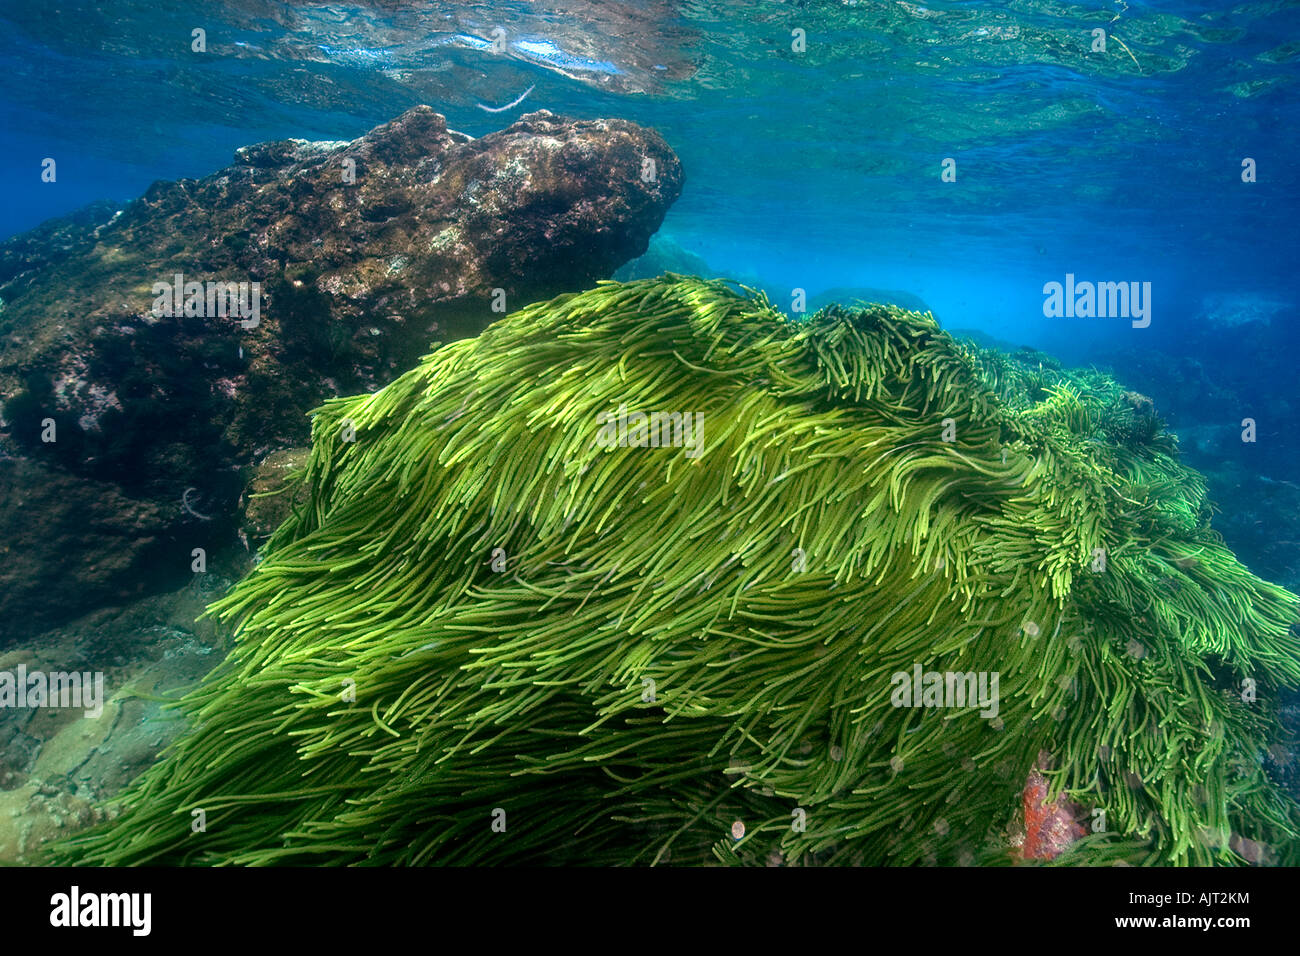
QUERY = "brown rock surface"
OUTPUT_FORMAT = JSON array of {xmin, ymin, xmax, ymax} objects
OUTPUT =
[{"xmin": 0, "ymin": 106, "xmax": 682, "ymax": 643}]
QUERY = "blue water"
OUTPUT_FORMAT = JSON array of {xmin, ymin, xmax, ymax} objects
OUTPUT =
[
  {"xmin": 1, "ymin": 0, "xmax": 1297, "ymax": 359},
  {"xmin": 3, "ymin": 0, "xmax": 1300, "ymax": 872}
]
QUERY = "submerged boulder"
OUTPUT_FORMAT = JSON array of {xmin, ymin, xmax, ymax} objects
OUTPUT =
[
  {"xmin": 807, "ymin": 285, "xmax": 932, "ymax": 315},
  {"xmin": 614, "ymin": 234, "xmax": 712, "ymax": 281},
  {"xmin": 0, "ymin": 106, "xmax": 682, "ymax": 642}
]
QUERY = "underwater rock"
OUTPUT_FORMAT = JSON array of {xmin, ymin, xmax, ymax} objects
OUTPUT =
[
  {"xmin": 48, "ymin": 277, "xmax": 1300, "ymax": 867},
  {"xmin": 613, "ymin": 244, "xmax": 935, "ymax": 321},
  {"xmin": 1197, "ymin": 292, "xmax": 1292, "ymax": 329},
  {"xmin": 0, "ymin": 565, "xmax": 238, "ymax": 863},
  {"xmin": 238, "ymin": 447, "xmax": 311, "ymax": 547},
  {"xmin": 614, "ymin": 234, "xmax": 713, "ymax": 281},
  {"xmin": 1090, "ymin": 319, "xmax": 1300, "ymax": 596},
  {"xmin": 0, "ymin": 106, "xmax": 682, "ymax": 643},
  {"xmin": 807, "ymin": 285, "xmax": 932, "ymax": 315},
  {"xmin": 0, "ymin": 199, "xmax": 122, "ymax": 294},
  {"xmin": 1020, "ymin": 753, "xmax": 1087, "ymax": 860}
]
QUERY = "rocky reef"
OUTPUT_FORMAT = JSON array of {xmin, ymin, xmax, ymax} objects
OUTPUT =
[
  {"xmin": 806, "ymin": 286, "xmax": 932, "ymax": 317},
  {"xmin": 614, "ymin": 234, "xmax": 712, "ymax": 281},
  {"xmin": 615, "ymin": 236, "xmax": 934, "ymax": 318},
  {"xmin": 1089, "ymin": 295, "xmax": 1300, "ymax": 596},
  {"xmin": 0, "ymin": 106, "xmax": 682, "ymax": 642},
  {"xmin": 48, "ymin": 277, "xmax": 1300, "ymax": 867},
  {"xmin": 0, "ymin": 568, "xmax": 240, "ymax": 864}
]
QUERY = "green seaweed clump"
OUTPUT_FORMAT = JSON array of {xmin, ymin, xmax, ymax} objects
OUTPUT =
[{"xmin": 50, "ymin": 276, "xmax": 1300, "ymax": 866}]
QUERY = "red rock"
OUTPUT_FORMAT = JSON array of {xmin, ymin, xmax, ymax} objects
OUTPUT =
[{"xmin": 1021, "ymin": 752, "xmax": 1087, "ymax": 861}]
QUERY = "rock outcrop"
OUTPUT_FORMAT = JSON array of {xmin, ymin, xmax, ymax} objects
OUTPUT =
[{"xmin": 0, "ymin": 106, "xmax": 683, "ymax": 642}]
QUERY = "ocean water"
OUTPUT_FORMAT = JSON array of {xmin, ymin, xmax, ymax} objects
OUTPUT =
[
  {"xmin": 1, "ymin": 0, "xmax": 1299, "ymax": 872},
  {"xmin": 4, "ymin": 1, "xmax": 1298, "ymax": 356}
]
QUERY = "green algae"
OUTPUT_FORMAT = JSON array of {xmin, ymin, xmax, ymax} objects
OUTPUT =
[{"xmin": 48, "ymin": 276, "xmax": 1300, "ymax": 866}]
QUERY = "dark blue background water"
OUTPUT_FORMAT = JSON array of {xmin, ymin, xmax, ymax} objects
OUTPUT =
[{"xmin": 1, "ymin": 0, "xmax": 1297, "ymax": 363}]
